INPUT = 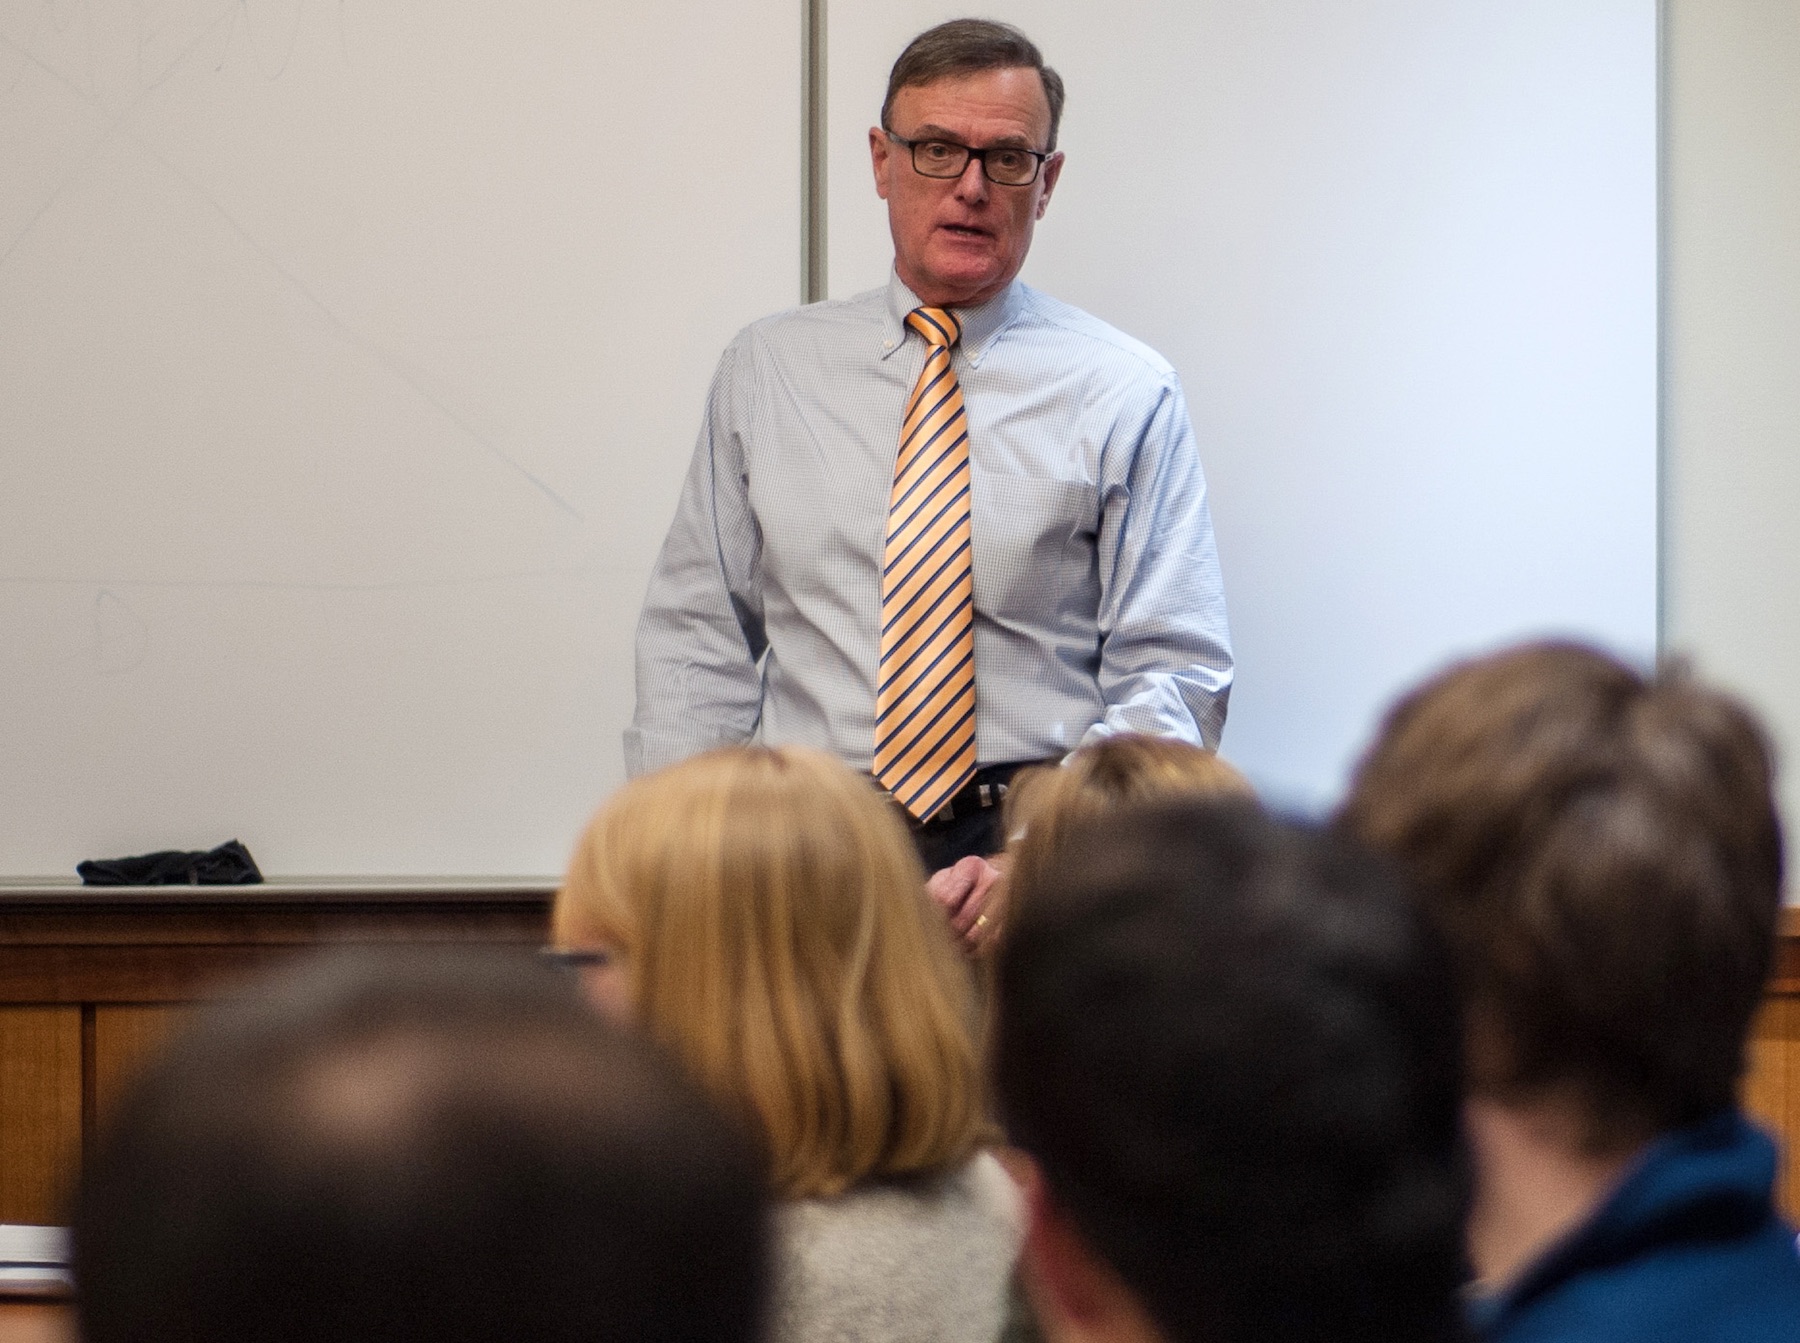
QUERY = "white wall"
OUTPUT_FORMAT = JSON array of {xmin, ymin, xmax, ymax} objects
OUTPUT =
[
  {"xmin": 1663, "ymin": 0, "xmax": 1800, "ymax": 870},
  {"xmin": 831, "ymin": 1, "xmax": 1658, "ymax": 810}
]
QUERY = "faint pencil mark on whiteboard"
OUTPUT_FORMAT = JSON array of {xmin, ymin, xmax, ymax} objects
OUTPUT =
[
  {"xmin": 0, "ymin": 0, "xmax": 236, "ymax": 105},
  {"xmin": 136, "ymin": 4, "xmax": 227, "ymax": 94},
  {"xmin": 133, "ymin": 128, "xmax": 587, "ymax": 523},
  {"xmin": 0, "ymin": 18, "xmax": 585, "ymax": 530},
  {"xmin": 91, "ymin": 589, "xmax": 150, "ymax": 674},
  {"xmin": 219, "ymin": 0, "xmax": 307, "ymax": 79},
  {"xmin": 0, "ymin": 11, "xmax": 235, "ymax": 271}
]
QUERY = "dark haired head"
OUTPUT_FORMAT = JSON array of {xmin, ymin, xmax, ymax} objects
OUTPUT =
[
  {"xmin": 996, "ymin": 800, "xmax": 1470, "ymax": 1343},
  {"xmin": 883, "ymin": 20, "xmax": 1066, "ymax": 150},
  {"xmin": 1339, "ymin": 640, "xmax": 1784, "ymax": 1151},
  {"xmin": 75, "ymin": 948, "xmax": 766, "ymax": 1343}
]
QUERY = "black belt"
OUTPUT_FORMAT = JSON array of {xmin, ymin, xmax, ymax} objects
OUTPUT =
[{"xmin": 904, "ymin": 761, "xmax": 1045, "ymax": 830}]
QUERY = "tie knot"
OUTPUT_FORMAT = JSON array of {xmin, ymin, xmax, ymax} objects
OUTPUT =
[{"xmin": 906, "ymin": 307, "xmax": 962, "ymax": 350}]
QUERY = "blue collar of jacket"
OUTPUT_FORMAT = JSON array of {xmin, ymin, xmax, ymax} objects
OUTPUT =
[{"xmin": 1469, "ymin": 1109, "xmax": 1781, "ymax": 1334}]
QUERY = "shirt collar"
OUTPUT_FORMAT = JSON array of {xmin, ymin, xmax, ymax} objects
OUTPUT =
[{"xmin": 879, "ymin": 269, "xmax": 1028, "ymax": 369}]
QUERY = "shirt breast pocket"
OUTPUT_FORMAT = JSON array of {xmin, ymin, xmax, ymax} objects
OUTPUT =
[{"xmin": 970, "ymin": 473, "xmax": 1100, "ymax": 625}]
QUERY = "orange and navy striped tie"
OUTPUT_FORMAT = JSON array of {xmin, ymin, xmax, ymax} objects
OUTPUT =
[{"xmin": 873, "ymin": 307, "xmax": 976, "ymax": 821}]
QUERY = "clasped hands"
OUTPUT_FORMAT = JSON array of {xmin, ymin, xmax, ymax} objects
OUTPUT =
[{"xmin": 926, "ymin": 854, "xmax": 1007, "ymax": 954}]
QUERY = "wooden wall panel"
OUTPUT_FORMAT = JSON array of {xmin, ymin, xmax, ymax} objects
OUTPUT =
[
  {"xmin": 0, "ymin": 1008, "xmax": 81, "ymax": 1225},
  {"xmin": 1745, "ymin": 995, "xmax": 1800, "ymax": 1219},
  {"xmin": 91, "ymin": 1007, "xmax": 190, "ymax": 1133},
  {"xmin": 0, "ymin": 1302, "xmax": 73, "ymax": 1343},
  {"xmin": 0, "ymin": 885, "xmax": 551, "ymax": 1226},
  {"xmin": 5, "ymin": 894, "xmax": 1787, "ymax": 1238}
]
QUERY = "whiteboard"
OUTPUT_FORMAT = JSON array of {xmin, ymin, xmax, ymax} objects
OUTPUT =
[
  {"xmin": 0, "ymin": 1, "xmax": 1657, "ymax": 879},
  {"xmin": 0, "ymin": 0, "xmax": 800, "ymax": 877},
  {"xmin": 828, "ymin": 1, "xmax": 1658, "ymax": 810}
]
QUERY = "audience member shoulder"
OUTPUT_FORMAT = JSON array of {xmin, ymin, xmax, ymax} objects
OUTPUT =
[{"xmin": 770, "ymin": 1152, "xmax": 1022, "ymax": 1343}]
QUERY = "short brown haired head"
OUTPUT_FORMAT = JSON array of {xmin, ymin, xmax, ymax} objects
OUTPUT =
[
  {"xmin": 883, "ymin": 19, "xmax": 1066, "ymax": 151},
  {"xmin": 555, "ymin": 746, "xmax": 985, "ymax": 1198},
  {"xmin": 1339, "ymin": 641, "xmax": 1783, "ymax": 1151}
]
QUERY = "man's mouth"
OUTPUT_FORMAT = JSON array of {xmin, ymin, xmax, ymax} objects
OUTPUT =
[{"xmin": 939, "ymin": 223, "xmax": 991, "ymax": 240}]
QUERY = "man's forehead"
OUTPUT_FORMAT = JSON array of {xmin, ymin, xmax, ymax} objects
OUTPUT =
[{"xmin": 889, "ymin": 67, "xmax": 1052, "ymax": 141}]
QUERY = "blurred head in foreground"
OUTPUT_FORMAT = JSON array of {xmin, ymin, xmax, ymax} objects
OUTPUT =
[
  {"xmin": 995, "ymin": 800, "xmax": 1469, "ymax": 1343},
  {"xmin": 74, "ymin": 949, "xmax": 766, "ymax": 1343},
  {"xmin": 1338, "ymin": 642, "xmax": 1799, "ymax": 1333},
  {"xmin": 1002, "ymin": 734, "xmax": 1253, "ymax": 898},
  {"xmin": 555, "ymin": 744, "xmax": 985, "ymax": 1197},
  {"xmin": 1340, "ymin": 642, "xmax": 1782, "ymax": 1151}
]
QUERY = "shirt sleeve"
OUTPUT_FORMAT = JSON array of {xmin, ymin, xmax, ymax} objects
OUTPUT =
[
  {"xmin": 623, "ymin": 337, "xmax": 768, "ymax": 776},
  {"xmin": 1082, "ymin": 374, "xmax": 1234, "ymax": 750}
]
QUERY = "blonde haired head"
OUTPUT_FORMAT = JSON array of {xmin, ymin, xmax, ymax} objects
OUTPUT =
[
  {"xmin": 1004, "ymin": 735, "xmax": 1255, "ymax": 896},
  {"xmin": 554, "ymin": 745, "xmax": 984, "ymax": 1197}
]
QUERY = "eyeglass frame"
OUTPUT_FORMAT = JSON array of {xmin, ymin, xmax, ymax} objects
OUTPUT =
[
  {"xmin": 539, "ymin": 945, "xmax": 614, "ymax": 973},
  {"xmin": 883, "ymin": 130, "xmax": 1054, "ymax": 187}
]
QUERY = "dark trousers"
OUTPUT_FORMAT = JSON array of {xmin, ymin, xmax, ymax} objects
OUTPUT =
[
  {"xmin": 903, "ymin": 762, "xmax": 1040, "ymax": 871},
  {"xmin": 911, "ymin": 803, "xmax": 1004, "ymax": 871}
]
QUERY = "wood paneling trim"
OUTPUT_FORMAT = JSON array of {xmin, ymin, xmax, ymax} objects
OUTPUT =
[
  {"xmin": 0, "ymin": 1009, "xmax": 81, "ymax": 1225},
  {"xmin": 0, "ymin": 892, "xmax": 552, "ymax": 947},
  {"xmin": 1771, "ymin": 910, "xmax": 1800, "ymax": 993},
  {"xmin": 1746, "ymin": 994, "xmax": 1800, "ymax": 1219},
  {"xmin": 0, "ymin": 891, "xmax": 551, "ymax": 1004},
  {"xmin": 0, "ymin": 883, "xmax": 554, "ymax": 905},
  {"xmin": 1743, "ymin": 914, "xmax": 1799, "ymax": 1217},
  {"xmin": 91, "ymin": 1007, "xmax": 189, "ymax": 1131},
  {"xmin": 0, "ymin": 1301, "xmax": 74, "ymax": 1343},
  {"xmin": 0, "ymin": 937, "xmax": 545, "ymax": 1004}
]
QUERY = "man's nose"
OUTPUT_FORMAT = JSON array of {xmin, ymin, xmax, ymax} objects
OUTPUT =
[{"xmin": 953, "ymin": 154, "xmax": 990, "ymax": 204}]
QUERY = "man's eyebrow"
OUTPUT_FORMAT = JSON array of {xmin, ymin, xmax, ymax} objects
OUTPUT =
[{"xmin": 904, "ymin": 124, "xmax": 1040, "ymax": 151}]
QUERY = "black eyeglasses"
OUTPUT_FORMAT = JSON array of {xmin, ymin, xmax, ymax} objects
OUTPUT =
[{"xmin": 885, "ymin": 131, "xmax": 1052, "ymax": 187}]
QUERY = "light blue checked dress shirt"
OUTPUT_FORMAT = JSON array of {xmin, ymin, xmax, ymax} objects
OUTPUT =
[{"xmin": 625, "ymin": 272, "xmax": 1233, "ymax": 778}]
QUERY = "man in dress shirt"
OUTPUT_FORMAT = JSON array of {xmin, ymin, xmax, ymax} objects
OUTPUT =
[{"xmin": 628, "ymin": 19, "xmax": 1232, "ymax": 884}]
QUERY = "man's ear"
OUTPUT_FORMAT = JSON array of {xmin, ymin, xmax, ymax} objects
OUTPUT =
[
  {"xmin": 1014, "ymin": 1152, "xmax": 1161, "ymax": 1341},
  {"xmin": 870, "ymin": 126, "xmax": 893, "ymax": 200},
  {"xmin": 1035, "ymin": 151, "xmax": 1065, "ymax": 219}
]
